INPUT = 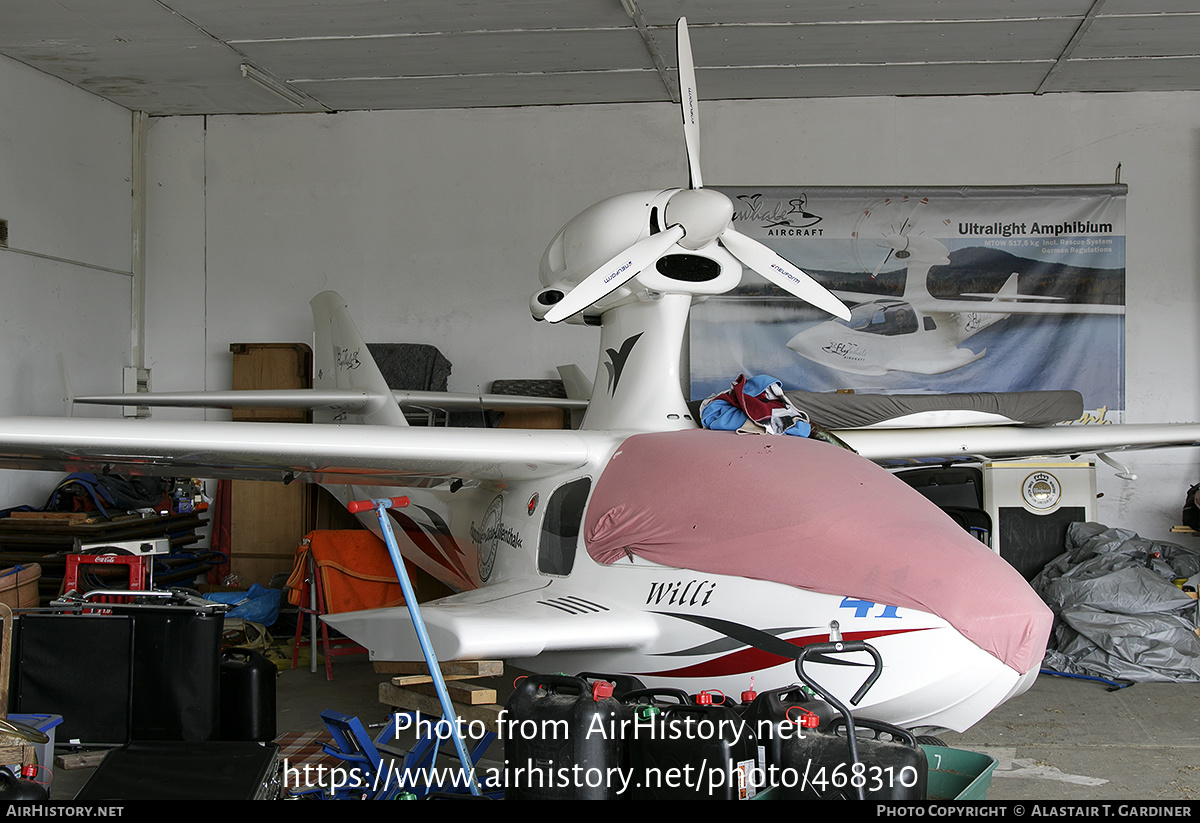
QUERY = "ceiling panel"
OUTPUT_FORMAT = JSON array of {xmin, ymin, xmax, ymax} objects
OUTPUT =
[
  {"xmin": 1, "ymin": 1, "xmax": 1198, "ymax": 116},
  {"xmin": 301, "ymin": 69, "xmax": 672, "ymax": 112},
  {"xmin": 687, "ymin": 20, "xmax": 1081, "ymax": 66},
  {"xmin": 171, "ymin": 0, "xmax": 633, "ymax": 40},
  {"xmin": 1074, "ymin": 14, "xmax": 1200, "ymax": 58},
  {"xmin": 641, "ymin": 0, "xmax": 1101, "ymax": 25},
  {"xmin": 700, "ymin": 62, "xmax": 1059, "ymax": 100},
  {"xmin": 1049, "ymin": 55, "xmax": 1200, "ymax": 92},
  {"xmin": 241, "ymin": 29, "xmax": 654, "ymax": 81}
]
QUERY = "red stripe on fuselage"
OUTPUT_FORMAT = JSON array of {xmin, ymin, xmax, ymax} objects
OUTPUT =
[
  {"xmin": 641, "ymin": 628, "xmax": 929, "ymax": 678},
  {"xmin": 386, "ymin": 508, "xmax": 473, "ymax": 590}
]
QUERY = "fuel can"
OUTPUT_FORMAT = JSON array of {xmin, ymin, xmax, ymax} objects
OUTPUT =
[{"xmin": 502, "ymin": 673, "xmax": 626, "ymax": 800}]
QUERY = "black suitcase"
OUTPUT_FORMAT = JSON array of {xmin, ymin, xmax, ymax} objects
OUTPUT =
[
  {"xmin": 12, "ymin": 595, "xmax": 224, "ymax": 745},
  {"xmin": 74, "ymin": 741, "xmax": 282, "ymax": 800}
]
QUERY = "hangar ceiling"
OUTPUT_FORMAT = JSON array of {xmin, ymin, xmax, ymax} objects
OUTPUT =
[{"xmin": 2, "ymin": 1, "xmax": 1199, "ymax": 115}]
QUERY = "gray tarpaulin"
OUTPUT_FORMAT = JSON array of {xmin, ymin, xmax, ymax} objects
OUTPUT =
[
  {"xmin": 691, "ymin": 388, "xmax": 1084, "ymax": 431},
  {"xmin": 1033, "ymin": 522, "xmax": 1200, "ymax": 682},
  {"xmin": 783, "ymin": 389, "xmax": 1083, "ymax": 430}
]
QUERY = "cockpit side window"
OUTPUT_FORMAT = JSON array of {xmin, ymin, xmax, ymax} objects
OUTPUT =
[{"xmin": 537, "ymin": 477, "xmax": 592, "ymax": 576}]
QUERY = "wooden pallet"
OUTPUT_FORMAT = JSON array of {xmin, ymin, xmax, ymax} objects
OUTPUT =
[{"xmin": 376, "ymin": 660, "xmax": 505, "ymax": 733}]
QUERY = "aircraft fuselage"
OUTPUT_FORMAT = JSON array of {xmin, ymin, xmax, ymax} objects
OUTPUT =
[
  {"xmin": 786, "ymin": 298, "xmax": 1007, "ymax": 375},
  {"xmin": 326, "ymin": 428, "xmax": 1044, "ymax": 734}
]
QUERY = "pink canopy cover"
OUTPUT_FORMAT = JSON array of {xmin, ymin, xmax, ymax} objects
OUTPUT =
[{"xmin": 585, "ymin": 430, "xmax": 1052, "ymax": 673}]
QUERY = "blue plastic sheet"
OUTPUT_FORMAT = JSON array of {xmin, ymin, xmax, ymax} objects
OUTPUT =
[{"xmin": 204, "ymin": 583, "xmax": 283, "ymax": 626}]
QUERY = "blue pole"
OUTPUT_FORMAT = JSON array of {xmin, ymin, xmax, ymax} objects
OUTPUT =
[{"xmin": 361, "ymin": 496, "xmax": 483, "ymax": 796}]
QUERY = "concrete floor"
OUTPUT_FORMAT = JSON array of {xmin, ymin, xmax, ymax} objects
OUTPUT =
[
  {"xmin": 44, "ymin": 654, "xmax": 1200, "ymax": 801},
  {"xmin": 942, "ymin": 674, "xmax": 1200, "ymax": 802}
]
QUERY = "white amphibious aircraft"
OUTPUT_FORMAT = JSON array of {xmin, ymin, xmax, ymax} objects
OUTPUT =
[
  {"xmin": 1, "ymin": 19, "xmax": 1198, "ymax": 735},
  {"xmin": 786, "ymin": 224, "xmax": 1125, "ymax": 376}
]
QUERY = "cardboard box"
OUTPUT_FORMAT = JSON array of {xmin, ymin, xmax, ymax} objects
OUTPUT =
[{"xmin": 0, "ymin": 564, "xmax": 41, "ymax": 609}]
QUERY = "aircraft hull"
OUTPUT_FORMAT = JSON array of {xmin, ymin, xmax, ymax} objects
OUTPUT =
[
  {"xmin": 787, "ymin": 325, "xmax": 985, "ymax": 376},
  {"xmin": 322, "ymin": 429, "xmax": 1049, "ymax": 735},
  {"xmin": 325, "ymin": 561, "xmax": 1038, "ymax": 734},
  {"xmin": 527, "ymin": 567, "xmax": 1037, "ymax": 733}
]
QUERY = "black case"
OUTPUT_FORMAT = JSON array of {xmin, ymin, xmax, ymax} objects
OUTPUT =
[
  {"xmin": 220, "ymin": 648, "xmax": 277, "ymax": 742},
  {"xmin": 74, "ymin": 742, "xmax": 282, "ymax": 800},
  {"xmin": 11, "ymin": 598, "xmax": 224, "ymax": 745}
]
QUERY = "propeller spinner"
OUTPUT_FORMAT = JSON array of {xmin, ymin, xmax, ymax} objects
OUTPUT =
[{"xmin": 537, "ymin": 18, "xmax": 850, "ymax": 324}]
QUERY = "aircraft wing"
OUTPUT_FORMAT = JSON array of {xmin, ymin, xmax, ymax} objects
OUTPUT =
[
  {"xmin": 836, "ymin": 422, "xmax": 1200, "ymax": 463},
  {"xmin": 918, "ymin": 298, "xmax": 1124, "ymax": 316},
  {"xmin": 3, "ymin": 415, "xmax": 1199, "ymax": 484},
  {"xmin": 321, "ymin": 578, "xmax": 659, "ymax": 661},
  {"xmin": 830, "ymin": 288, "xmax": 893, "ymax": 305},
  {"xmin": 0, "ymin": 417, "xmax": 608, "ymax": 486},
  {"xmin": 826, "ymin": 291, "xmax": 1124, "ymax": 317}
]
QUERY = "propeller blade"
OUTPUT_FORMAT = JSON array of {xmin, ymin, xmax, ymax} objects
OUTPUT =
[
  {"xmin": 871, "ymin": 243, "xmax": 895, "ymax": 279},
  {"xmin": 720, "ymin": 228, "xmax": 851, "ymax": 321},
  {"xmin": 677, "ymin": 18, "xmax": 703, "ymax": 189},
  {"xmin": 872, "ymin": 232, "xmax": 910, "ymax": 278},
  {"xmin": 895, "ymin": 197, "xmax": 927, "ymax": 236},
  {"xmin": 544, "ymin": 225, "xmax": 686, "ymax": 323}
]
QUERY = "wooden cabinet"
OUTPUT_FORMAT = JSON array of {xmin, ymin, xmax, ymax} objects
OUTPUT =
[
  {"xmin": 230, "ymin": 342, "xmax": 312, "ymax": 423},
  {"xmin": 228, "ymin": 343, "xmax": 316, "ymax": 587}
]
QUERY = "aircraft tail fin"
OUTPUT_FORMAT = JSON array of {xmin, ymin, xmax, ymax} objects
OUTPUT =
[
  {"xmin": 996, "ymin": 272, "xmax": 1020, "ymax": 298},
  {"xmin": 556, "ymin": 364, "xmax": 593, "ymax": 402},
  {"xmin": 557, "ymin": 364, "xmax": 592, "ymax": 429},
  {"xmin": 961, "ymin": 273, "xmax": 1065, "ymax": 303},
  {"xmin": 311, "ymin": 291, "xmax": 408, "ymax": 427}
]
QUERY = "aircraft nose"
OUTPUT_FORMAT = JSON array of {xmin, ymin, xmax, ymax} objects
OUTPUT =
[{"xmin": 786, "ymin": 326, "xmax": 821, "ymax": 356}]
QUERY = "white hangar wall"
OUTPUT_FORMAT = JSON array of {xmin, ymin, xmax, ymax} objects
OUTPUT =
[
  {"xmin": 135, "ymin": 90, "xmax": 1200, "ymax": 543},
  {"xmin": 0, "ymin": 56, "xmax": 134, "ymax": 508}
]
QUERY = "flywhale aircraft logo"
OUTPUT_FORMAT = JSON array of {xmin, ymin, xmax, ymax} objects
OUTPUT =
[{"xmin": 733, "ymin": 192, "xmax": 824, "ymax": 235}]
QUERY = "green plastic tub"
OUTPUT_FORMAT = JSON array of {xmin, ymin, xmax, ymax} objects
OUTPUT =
[
  {"xmin": 752, "ymin": 745, "xmax": 999, "ymax": 800},
  {"xmin": 922, "ymin": 745, "xmax": 999, "ymax": 801}
]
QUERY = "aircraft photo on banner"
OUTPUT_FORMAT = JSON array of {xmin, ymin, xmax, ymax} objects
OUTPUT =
[{"xmin": 691, "ymin": 185, "xmax": 1126, "ymax": 422}]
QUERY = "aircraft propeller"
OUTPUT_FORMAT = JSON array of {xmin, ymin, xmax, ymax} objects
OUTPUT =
[
  {"xmin": 871, "ymin": 232, "xmax": 951, "ymax": 282},
  {"xmin": 863, "ymin": 197, "xmax": 949, "ymax": 279},
  {"xmin": 543, "ymin": 18, "xmax": 850, "ymax": 324}
]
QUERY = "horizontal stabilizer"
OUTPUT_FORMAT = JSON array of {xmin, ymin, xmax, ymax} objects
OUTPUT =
[
  {"xmin": 960, "ymin": 293, "xmax": 1065, "ymax": 302},
  {"xmin": 925, "ymin": 298, "xmax": 1122, "ymax": 316},
  {"xmin": 74, "ymin": 389, "xmax": 587, "ymax": 413},
  {"xmin": 74, "ymin": 389, "xmax": 381, "ymax": 412}
]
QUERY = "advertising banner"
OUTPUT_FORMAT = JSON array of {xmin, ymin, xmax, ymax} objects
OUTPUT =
[{"xmin": 690, "ymin": 185, "xmax": 1126, "ymax": 421}]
